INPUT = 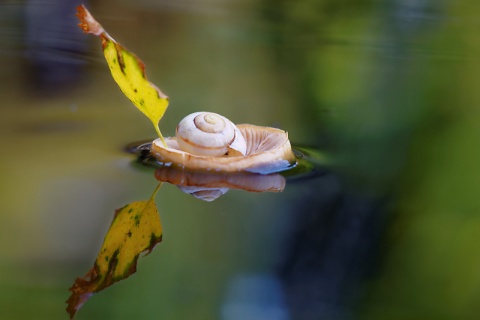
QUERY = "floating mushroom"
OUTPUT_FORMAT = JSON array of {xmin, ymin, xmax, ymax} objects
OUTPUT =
[{"xmin": 151, "ymin": 112, "xmax": 296, "ymax": 174}]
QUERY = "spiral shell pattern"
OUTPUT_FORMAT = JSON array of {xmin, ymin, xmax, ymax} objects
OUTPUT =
[{"xmin": 176, "ymin": 112, "xmax": 247, "ymax": 157}]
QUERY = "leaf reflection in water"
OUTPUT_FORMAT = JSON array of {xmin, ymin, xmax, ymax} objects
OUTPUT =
[
  {"xmin": 67, "ymin": 141, "xmax": 327, "ymax": 318},
  {"xmin": 66, "ymin": 184, "xmax": 163, "ymax": 319}
]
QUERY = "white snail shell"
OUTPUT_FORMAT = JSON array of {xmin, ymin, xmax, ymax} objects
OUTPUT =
[
  {"xmin": 176, "ymin": 112, "xmax": 247, "ymax": 157},
  {"xmin": 152, "ymin": 115, "xmax": 295, "ymax": 173}
]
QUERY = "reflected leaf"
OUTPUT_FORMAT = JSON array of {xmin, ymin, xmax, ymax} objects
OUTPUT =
[
  {"xmin": 76, "ymin": 5, "xmax": 169, "ymax": 145},
  {"xmin": 66, "ymin": 184, "xmax": 163, "ymax": 319}
]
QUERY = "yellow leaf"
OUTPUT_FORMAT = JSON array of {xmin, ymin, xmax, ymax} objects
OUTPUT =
[
  {"xmin": 76, "ymin": 5, "xmax": 168, "ymax": 145},
  {"xmin": 66, "ymin": 184, "xmax": 163, "ymax": 319}
]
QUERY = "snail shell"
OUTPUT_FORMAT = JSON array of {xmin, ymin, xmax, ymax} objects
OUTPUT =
[
  {"xmin": 152, "ymin": 115, "xmax": 296, "ymax": 173},
  {"xmin": 176, "ymin": 112, "xmax": 247, "ymax": 157}
]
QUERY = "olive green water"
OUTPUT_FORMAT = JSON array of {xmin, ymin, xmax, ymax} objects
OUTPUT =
[{"xmin": 1, "ymin": 1, "xmax": 480, "ymax": 319}]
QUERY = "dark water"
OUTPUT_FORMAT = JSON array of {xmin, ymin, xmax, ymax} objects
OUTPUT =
[{"xmin": 1, "ymin": 1, "xmax": 480, "ymax": 320}]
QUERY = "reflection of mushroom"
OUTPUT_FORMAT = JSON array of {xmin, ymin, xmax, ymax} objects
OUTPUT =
[
  {"xmin": 151, "ymin": 112, "xmax": 296, "ymax": 174},
  {"xmin": 155, "ymin": 165, "xmax": 286, "ymax": 201}
]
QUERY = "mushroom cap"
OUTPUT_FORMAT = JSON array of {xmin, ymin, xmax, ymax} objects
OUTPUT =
[{"xmin": 151, "ymin": 124, "xmax": 296, "ymax": 174}]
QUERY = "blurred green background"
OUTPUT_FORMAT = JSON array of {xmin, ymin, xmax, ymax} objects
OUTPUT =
[{"xmin": 0, "ymin": 0, "xmax": 479, "ymax": 319}]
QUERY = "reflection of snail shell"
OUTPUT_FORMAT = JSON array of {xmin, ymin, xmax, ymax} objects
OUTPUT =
[
  {"xmin": 177, "ymin": 186, "xmax": 229, "ymax": 202},
  {"xmin": 154, "ymin": 165, "xmax": 286, "ymax": 201},
  {"xmin": 176, "ymin": 112, "xmax": 247, "ymax": 157}
]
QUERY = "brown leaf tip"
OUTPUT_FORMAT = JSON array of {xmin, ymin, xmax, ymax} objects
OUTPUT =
[
  {"xmin": 76, "ymin": 5, "xmax": 105, "ymax": 36},
  {"xmin": 66, "ymin": 268, "xmax": 98, "ymax": 319},
  {"xmin": 66, "ymin": 290, "xmax": 93, "ymax": 319}
]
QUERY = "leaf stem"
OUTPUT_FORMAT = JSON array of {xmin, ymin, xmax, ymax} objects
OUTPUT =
[
  {"xmin": 153, "ymin": 124, "xmax": 168, "ymax": 147},
  {"xmin": 150, "ymin": 182, "xmax": 163, "ymax": 201}
]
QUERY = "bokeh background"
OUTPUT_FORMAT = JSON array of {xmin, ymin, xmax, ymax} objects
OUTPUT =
[{"xmin": 1, "ymin": 0, "xmax": 479, "ymax": 319}]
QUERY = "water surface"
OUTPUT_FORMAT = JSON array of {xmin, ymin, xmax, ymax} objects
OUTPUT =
[{"xmin": 1, "ymin": 1, "xmax": 480, "ymax": 320}]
